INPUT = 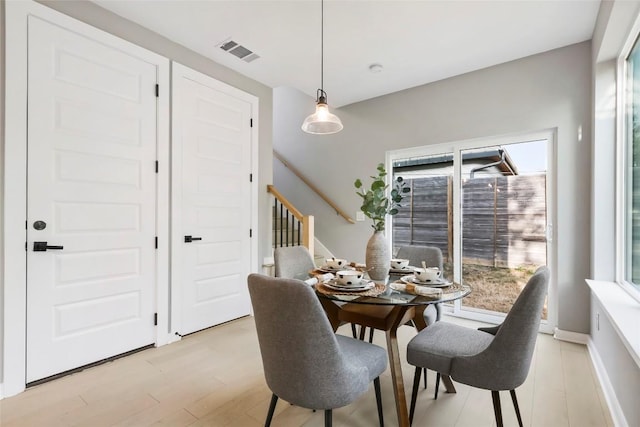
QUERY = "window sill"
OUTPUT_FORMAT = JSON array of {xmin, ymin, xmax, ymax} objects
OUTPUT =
[{"xmin": 586, "ymin": 279, "xmax": 640, "ymax": 369}]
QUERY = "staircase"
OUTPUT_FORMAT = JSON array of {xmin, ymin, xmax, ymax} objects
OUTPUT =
[
  {"xmin": 268, "ymin": 185, "xmax": 313, "ymax": 252},
  {"xmin": 264, "ymin": 185, "xmax": 318, "ymax": 275},
  {"xmin": 268, "ymin": 150, "xmax": 354, "ymax": 273}
]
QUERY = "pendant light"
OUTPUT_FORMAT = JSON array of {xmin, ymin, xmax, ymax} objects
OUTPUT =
[{"xmin": 301, "ymin": 0, "xmax": 343, "ymax": 135}]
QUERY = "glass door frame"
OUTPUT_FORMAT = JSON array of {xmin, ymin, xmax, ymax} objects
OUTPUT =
[{"xmin": 386, "ymin": 129, "xmax": 557, "ymax": 333}]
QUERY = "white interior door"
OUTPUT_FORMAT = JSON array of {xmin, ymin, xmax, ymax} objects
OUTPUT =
[
  {"xmin": 26, "ymin": 16, "xmax": 158, "ymax": 382},
  {"xmin": 172, "ymin": 63, "xmax": 253, "ymax": 335}
]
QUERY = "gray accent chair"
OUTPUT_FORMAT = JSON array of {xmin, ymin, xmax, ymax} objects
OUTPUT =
[
  {"xmin": 406, "ymin": 266, "xmax": 550, "ymax": 427},
  {"xmin": 274, "ymin": 245, "xmax": 358, "ymax": 338},
  {"xmin": 248, "ymin": 274, "xmax": 388, "ymax": 427},
  {"xmin": 396, "ymin": 245, "xmax": 444, "ymax": 392},
  {"xmin": 357, "ymin": 245, "xmax": 444, "ymax": 349},
  {"xmin": 396, "ymin": 245, "xmax": 443, "ymax": 326},
  {"xmin": 274, "ymin": 246, "xmax": 316, "ymax": 280}
]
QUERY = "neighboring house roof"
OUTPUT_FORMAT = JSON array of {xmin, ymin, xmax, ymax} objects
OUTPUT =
[{"xmin": 393, "ymin": 148, "xmax": 518, "ymax": 178}]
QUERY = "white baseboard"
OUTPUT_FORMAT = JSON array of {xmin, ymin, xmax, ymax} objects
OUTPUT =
[
  {"xmin": 587, "ymin": 338, "xmax": 629, "ymax": 427},
  {"xmin": 553, "ymin": 327, "xmax": 589, "ymax": 344},
  {"xmin": 0, "ymin": 383, "xmax": 4, "ymax": 400}
]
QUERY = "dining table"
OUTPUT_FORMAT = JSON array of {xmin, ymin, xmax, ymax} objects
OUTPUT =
[{"xmin": 312, "ymin": 269, "xmax": 471, "ymax": 427}]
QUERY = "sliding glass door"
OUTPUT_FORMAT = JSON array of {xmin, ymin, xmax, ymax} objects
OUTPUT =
[
  {"xmin": 392, "ymin": 150, "xmax": 455, "ymax": 275},
  {"xmin": 390, "ymin": 132, "xmax": 553, "ymax": 330}
]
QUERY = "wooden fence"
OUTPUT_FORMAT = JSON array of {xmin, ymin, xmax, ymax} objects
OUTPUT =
[{"xmin": 393, "ymin": 175, "xmax": 546, "ymax": 268}]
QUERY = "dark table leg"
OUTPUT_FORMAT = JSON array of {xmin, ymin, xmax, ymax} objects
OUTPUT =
[
  {"xmin": 385, "ymin": 316, "xmax": 409, "ymax": 426},
  {"xmin": 318, "ymin": 298, "xmax": 341, "ymax": 332}
]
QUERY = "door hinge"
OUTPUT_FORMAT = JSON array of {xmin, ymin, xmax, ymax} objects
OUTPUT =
[
  {"xmin": 249, "ymin": 229, "xmax": 252, "ymax": 238},
  {"xmin": 155, "ymin": 161, "xmax": 159, "ymax": 173},
  {"xmin": 25, "ymin": 220, "xmax": 28, "ymax": 229},
  {"xmin": 155, "ymin": 84, "xmax": 159, "ymax": 97},
  {"xmin": 25, "ymin": 242, "xmax": 27, "ymax": 251},
  {"xmin": 250, "ymin": 118, "xmax": 253, "ymax": 128},
  {"xmin": 154, "ymin": 313, "xmax": 158, "ymax": 326},
  {"xmin": 155, "ymin": 236, "xmax": 158, "ymax": 249},
  {"xmin": 249, "ymin": 173, "xmax": 253, "ymax": 182}
]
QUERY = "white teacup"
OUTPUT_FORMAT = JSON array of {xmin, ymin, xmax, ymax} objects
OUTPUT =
[
  {"xmin": 335, "ymin": 270, "xmax": 364, "ymax": 286},
  {"xmin": 326, "ymin": 258, "xmax": 348, "ymax": 269},
  {"xmin": 414, "ymin": 267, "xmax": 442, "ymax": 282},
  {"xmin": 390, "ymin": 258, "xmax": 410, "ymax": 270}
]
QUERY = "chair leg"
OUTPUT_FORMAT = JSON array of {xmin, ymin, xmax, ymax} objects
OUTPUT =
[
  {"xmin": 359, "ymin": 325, "xmax": 367, "ymax": 341},
  {"xmin": 265, "ymin": 394, "xmax": 278, "ymax": 427},
  {"xmin": 369, "ymin": 327, "xmax": 375, "ymax": 343},
  {"xmin": 351, "ymin": 323, "xmax": 357, "ymax": 338},
  {"xmin": 324, "ymin": 409, "xmax": 332, "ymax": 427},
  {"xmin": 374, "ymin": 377, "xmax": 384, "ymax": 427},
  {"xmin": 510, "ymin": 389, "xmax": 523, "ymax": 427},
  {"xmin": 409, "ymin": 367, "xmax": 421, "ymax": 425},
  {"xmin": 434, "ymin": 373, "xmax": 441, "ymax": 400},
  {"xmin": 423, "ymin": 368, "xmax": 428, "ymax": 389},
  {"xmin": 491, "ymin": 391, "xmax": 504, "ymax": 427}
]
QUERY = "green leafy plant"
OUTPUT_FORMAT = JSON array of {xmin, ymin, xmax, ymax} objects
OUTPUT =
[{"xmin": 354, "ymin": 163, "xmax": 410, "ymax": 232}]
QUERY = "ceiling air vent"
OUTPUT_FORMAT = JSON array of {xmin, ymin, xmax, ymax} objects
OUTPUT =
[{"xmin": 218, "ymin": 39, "xmax": 260, "ymax": 63}]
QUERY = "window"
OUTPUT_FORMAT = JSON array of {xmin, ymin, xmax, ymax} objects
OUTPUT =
[
  {"xmin": 624, "ymin": 35, "xmax": 640, "ymax": 291},
  {"xmin": 389, "ymin": 131, "xmax": 555, "ymax": 332}
]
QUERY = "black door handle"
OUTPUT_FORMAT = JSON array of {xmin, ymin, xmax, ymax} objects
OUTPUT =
[
  {"xmin": 33, "ymin": 241, "xmax": 64, "ymax": 252},
  {"xmin": 184, "ymin": 235, "xmax": 203, "ymax": 243}
]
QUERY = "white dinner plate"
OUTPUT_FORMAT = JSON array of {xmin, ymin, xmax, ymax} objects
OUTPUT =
[
  {"xmin": 400, "ymin": 275, "xmax": 451, "ymax": 288},
  {"xmin": 323, "ymin": 279, "xmax": 375, "ymax": 292}
]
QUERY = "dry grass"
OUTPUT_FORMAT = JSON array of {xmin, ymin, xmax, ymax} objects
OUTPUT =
[{"xmin": 443, "ymin": 263, "xmax": 547, "ymax": 318}]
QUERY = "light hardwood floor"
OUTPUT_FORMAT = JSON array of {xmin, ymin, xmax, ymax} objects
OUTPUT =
[{"xmin": 0, "ymin": 316, "xmax": 613, "ymax": 427}]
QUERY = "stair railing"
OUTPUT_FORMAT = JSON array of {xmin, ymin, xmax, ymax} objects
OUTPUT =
[{"xmin": 267, "ymin": 185, "xmax": 315, "ymax": 256}]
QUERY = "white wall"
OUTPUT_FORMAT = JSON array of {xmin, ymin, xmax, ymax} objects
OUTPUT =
[
  {"xmin": 275, "ymin": 41, "xmax": 592, "ymax": 334},
  {"xmin": 0, "ymin": 0, "xmax": 272, "ymax": 390},
  {"xmin": 0, "ymin": 0, "xmax": 5, "ymax": 392},
  {"xmin": 591, "ymin": 58, "xmax": 617, "ymax": 280}
]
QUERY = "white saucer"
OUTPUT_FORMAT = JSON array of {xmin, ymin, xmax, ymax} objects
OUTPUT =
[
  {"xmin": 400, "ymin": 275, "xmax": 451, "ymax": 288},
  {"xmin": 324, "ymin": 279, "xmax": 375, "ymax": 292},
  {"xmin": 317, "ymin": 265, "xmax": 354, "ymax": 273},
  {"xmin": 389, "ymin": 266, "xmax": 417, "ymax": 274}
]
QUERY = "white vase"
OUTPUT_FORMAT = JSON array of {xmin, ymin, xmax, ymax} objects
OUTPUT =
[{"xmin": 366, "ymin": 230, "xmax": 390, "ymax": 281}]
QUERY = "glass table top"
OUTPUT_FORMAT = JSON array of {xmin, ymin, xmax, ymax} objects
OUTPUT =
[{"xmin": 314, "ymin": 278, "xmax": 471, "ymax": 306}]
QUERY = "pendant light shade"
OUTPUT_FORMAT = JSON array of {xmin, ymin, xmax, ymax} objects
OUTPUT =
[
  {"xmin": 301, "ymin": 90, "xmax": 343, "ymax": 134},
  {"xmin": 301, "ymin": 0, "xmax": 343, "ymax": 135}
]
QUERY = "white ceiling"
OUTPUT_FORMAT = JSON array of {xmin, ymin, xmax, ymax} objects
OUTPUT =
[{"xmin": 93, "ymin": 0, "xmax": 601, "ymax": 107}]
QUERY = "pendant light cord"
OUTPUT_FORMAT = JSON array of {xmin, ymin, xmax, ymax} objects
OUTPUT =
[{"xmin": 320, "ymin": 0, "xmax": 324, "ymax": 95}]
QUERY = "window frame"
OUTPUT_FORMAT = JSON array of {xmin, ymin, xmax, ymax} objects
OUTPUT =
[{"xmin": 616, "ymin": 17, "xmax": 640, "ymax": 300}]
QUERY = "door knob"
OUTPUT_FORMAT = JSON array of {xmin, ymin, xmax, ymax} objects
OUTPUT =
[
  {"xmin": 33, "ymin": 241, "xmax": 64, "ymax": 252},
  {"xmin": 184, "ymin": 235, "xmax": 203, "ymax": 243}
]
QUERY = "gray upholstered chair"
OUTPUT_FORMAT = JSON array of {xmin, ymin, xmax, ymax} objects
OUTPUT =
[
  {"xmin": 395, "ymin": 245, "xmax": 444, "ymax": 326},
  {"xmin": 357, "ymin": 245, "xmax": 444, "ymax": 347},
  {"xmin": 274, "ymin": 245, "xmax": 358, "ymax": 338},
  {"xmin": 406, "ymin": 266, "xmax": 550, "ymax": 427},
  {"xmin": 395, "ymin": 245, "xmax": 444, "ymax": 391},
  {"xmin": 274, "ymin": 246, "xmax": 316, "ymax": 280},
  {"xmin": 248, "ymin": 274, "xmax": 387, "ymax": 427}
]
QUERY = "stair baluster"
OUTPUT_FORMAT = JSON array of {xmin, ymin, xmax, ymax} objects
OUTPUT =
[{"xmin": 267, "ymin": 185, "xmax": 314, "ymax": 256}]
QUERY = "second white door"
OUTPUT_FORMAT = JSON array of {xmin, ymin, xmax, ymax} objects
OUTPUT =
[{"xmin": 172, "ymin": 63, "xmax": 254, "ymax": 335}]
